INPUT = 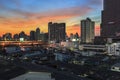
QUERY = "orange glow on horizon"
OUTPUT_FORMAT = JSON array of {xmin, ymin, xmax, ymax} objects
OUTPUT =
[
  {"xmin": 0, "ymin": 23, "xmax": 100, "ymax": 37},
  {"xmin": 0, "ymin": 1, "xmax": 101, "ymax": 38},
  {"xmin": 0, "ymin": 6, "xmax": 95, "ymax": 37},
  {"xmin": 67, "ymin": 25, "xmax": 100, "ymax": 37}
]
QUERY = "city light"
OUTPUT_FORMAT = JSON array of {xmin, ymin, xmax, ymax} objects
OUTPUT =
[
  {"xmin": 20, "ymin": 38, "xmax": 24, "ymax": 42},
  {"xmin": 0, "ymin": 0, "xmax": 120, "ymax": 80}
]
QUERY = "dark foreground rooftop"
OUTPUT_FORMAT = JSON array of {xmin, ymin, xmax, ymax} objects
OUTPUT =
[{"xmin": 0, "ymin": 59, "xmax": 27, "ymax": 80}]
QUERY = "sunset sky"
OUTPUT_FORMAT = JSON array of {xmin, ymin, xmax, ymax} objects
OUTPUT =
[{"xmin": 0, "ymin": 0, "xmax": 102, "ymax": 37}]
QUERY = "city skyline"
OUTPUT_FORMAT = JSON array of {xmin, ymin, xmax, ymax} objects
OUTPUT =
[{"xmin": 0, "ymin": 0, "xmax": 102, "ymax": 36}]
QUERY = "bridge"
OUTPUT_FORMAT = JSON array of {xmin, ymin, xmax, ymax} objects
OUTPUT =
[{"xmin": 0, "ymin": 41, "xmax": 48, "ymax": 47}]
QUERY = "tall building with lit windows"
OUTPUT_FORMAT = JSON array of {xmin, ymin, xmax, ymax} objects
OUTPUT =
[
  {"xmin": 81, "ymin": 18, "xmax": 95, "ymax": 43},
  {"xmin": 48, "ymin": 22, "xmax": 66, "ymax": 42},
  {"xmin": 101, "ymin": 0, "xmax": 120, "ymax": 37}
]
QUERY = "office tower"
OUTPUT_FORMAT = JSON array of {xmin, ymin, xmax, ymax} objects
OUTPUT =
[
  {"xmin": 81, "ymin": 18, "xmax": 95, "ymax": 43},
  {"xmin": 48, "ymin": 22, "xmax": 66, "ymax": 42},
  {"xmin": 48, "ymin": 22, "xmax": 54, "ymax": 42},
  {"xmin": 101, "ymin": 0, "xmax": 120, "ymax": 37},
  {"xmin": 30, "ymin": 30, "xmax": 35, "ymax": 41},
  {"xmin": 39, "ymin": 33, "xmax": 48, "ymax": 42},
  {"xmin": 58, "ymin": 23, "xmax": 66, "ymax": 41},
  {"xmin": 44, "ymin": 33, "xmax": 48, "ymax": 42},
  {"xmin": 35, "ymin": 27, "xmax": 40, "ymax": 41}
]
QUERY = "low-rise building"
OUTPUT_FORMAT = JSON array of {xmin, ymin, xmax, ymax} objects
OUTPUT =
[
  {"xmin": 79, "ymin": 44, "xmax": 106, "ymax": 51},
  {"xmin": 5, "ymin": 46, "xmax": 21, "ymax": 53},
  {"xmin": 111, "ymin": 63, "xmax": 120, "ymax": 72},
  {"xmin": 54, "ymin": 53, "xmax": 72, "ymax": 62},
  {"xmin": 107, "ymin": 43, "xmax": 120, "ymax": 56}
]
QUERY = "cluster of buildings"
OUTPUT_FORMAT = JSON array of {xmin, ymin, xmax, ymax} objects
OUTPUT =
[
  {"xmin": 1, "ymin": 0, "xmax": 120, "ymax": 80},
  {"xmin": 29, "ymin": 28, "xmax": 48, "ymax": 42},
  {"xmin": 1, "ymin": 0, "xmax": 120, "ymax": 56},
  {"xmin": 96, "ymin": 0, "xmax": 120, "ymax": 56},
  {"xmin": 80, "ymin": 0, "xmax": 120, "ymax": 44},
  {"xmin": 81, "ymin": 18, "xmax": 95, "ymax": 44},
  {"xmin": 79, "ymin": 0, "xmax": 120, "ymax": 57},
  {"xmin": 0, "ymin": 28, "xmax": 48, "ymax": 42},
  {"xmin": 58, "ymin": 0, "xmax": 120, "ymax": 57},
  {"xmin": 0, "ymin": 22, "xmax": 66, "ymax": 43}
]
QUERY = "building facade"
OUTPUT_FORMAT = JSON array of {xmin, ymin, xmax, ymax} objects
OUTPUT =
[
  {"xmin": 101, "ymin": 0, "xmax": 120, "ymax": 37},
  {"xmin": 35, "ymin": 27, "xmax": 40, "ymax": 41},
  {"xmin": 81, "ymin": 18, "xmax": 95, "ymax": 43},
  {"xmin": 107, "ymin": 43, "xmax": 120, "ymax": 56},
  {"xmin": 48, "ymin": 22, "xmax": 66, "ymax": 42},
  {"xmin": 39, "ymin": 33, "xmax": 48, "ymax": 42},
  {"xmin": 30, "ymin": 30, "xmax": 36, "ymax": 41}
]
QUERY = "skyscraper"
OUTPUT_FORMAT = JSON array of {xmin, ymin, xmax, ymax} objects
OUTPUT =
[
  {"xmin": 30, "ymin": 30, "xmax": 35, "ymax": 41},
  {"xmin": 39, "ymin": 33, "xmax": 48, "ymax": 42},
  {"xmin": 101, "ymin": 0, "xmax": 120, "ymax": 37},
  {"xmin": 81, "ymin": 18, "xmax": 95, "ymax": 43},
  {"xmin": 48, "ymin": 22, "xmax": 66, "ymax": 42},
  {"xmin": 35, "ymin": 27, "xmax": 40, "ymax": 41}
]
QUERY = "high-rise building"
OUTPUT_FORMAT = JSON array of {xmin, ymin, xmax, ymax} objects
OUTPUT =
[
  {"xmin": 39, "ymin": 33, "xmax": 48, "ymax": 42},
  {"xmin": 81, "ymin": 18, "xmax": 95, "ymax": 43},
  {"xmin": 30, "ymin": 30, "xmax": 35, "ymax": 41},
  {"xmin": 101, "ymin": 0, "xmax": 120, "ymax": 37},
  {"xmin": 48, "ymin": 22, "xmax": 66, "ymax": 42},
  {"xmin": 35, "ymin": 27, "xmax": 40, "ymax": 41}
]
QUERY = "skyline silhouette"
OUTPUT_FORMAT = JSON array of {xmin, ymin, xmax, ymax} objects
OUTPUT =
[{"xmin": 0, "ymin": 0, "xmax": 102, "ymax": 36}]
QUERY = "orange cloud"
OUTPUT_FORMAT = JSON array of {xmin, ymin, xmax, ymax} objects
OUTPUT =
[
  {"xmin": 0, "ymin": 6, "xmax": 93, "ymax": 36},
  {"xmin": 67, "ymin": 24, "xmax": 80, "ymax": 36}
]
